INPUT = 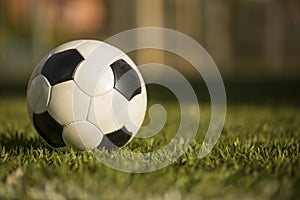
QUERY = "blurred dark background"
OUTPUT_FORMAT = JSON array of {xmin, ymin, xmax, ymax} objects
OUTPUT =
[{"xmin": 0, "ymin": 0, "xmax": 299, "ymax": 101}]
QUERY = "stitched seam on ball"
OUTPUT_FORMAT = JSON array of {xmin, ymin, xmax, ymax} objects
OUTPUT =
[
  {"xmin": 63, "ymin": 120, "xmax": 103, "ymax": 136},
  {"xmin": 64, "ymin": 120, "xmax": 86, "ymax": 127}
]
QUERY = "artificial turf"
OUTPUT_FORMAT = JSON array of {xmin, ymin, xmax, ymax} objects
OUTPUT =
[{"xmin": 0, "ymin": 81, "xmax": 299, "ymax": 199}]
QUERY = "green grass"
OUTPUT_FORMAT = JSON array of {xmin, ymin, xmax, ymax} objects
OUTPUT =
[{"xmin": 0, "ymin": 89, "xmax": 299, "ymax": 199}]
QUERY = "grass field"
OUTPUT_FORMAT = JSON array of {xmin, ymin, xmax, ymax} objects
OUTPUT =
[{"xmin": 0, "ymin": 81, "xmax": 299, "ymax": 199}]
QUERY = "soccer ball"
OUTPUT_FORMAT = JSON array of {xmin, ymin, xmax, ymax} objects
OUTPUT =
[{"xmin": 26, "ymin": 40, "xmax": 147, "ymax": 151}]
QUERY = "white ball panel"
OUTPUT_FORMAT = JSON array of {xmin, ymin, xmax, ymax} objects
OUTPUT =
[
  {"xmin": 111, "ymin": 90, "xmax": 131, "ymax": 131},
  {"xmin": 95, "ymin": 67, "xmax": 114, "ymax": 96},
  {"xmin": 87, "ymin": 42, "xmax": 124, "ymax": 62},
  {"xmin": 27, "ymin": 75, "xmax": 51, "ymax": 114},
  {"xmin": 51, "ymin": 40, "xmax": 86, "ymax": 54},
  {"xmin": 73, "ymin": 60, "xmax": 107, "ymax": 96},
  {"xmin": 63, "ymin": 121, "xmax": 103, "ymax": 150},
  {"xmin": 72, "ymin": 85, "xmax": 91, "ymax": 122},
  {"xmin": 88, "ymin": 90, "xmax": 128, "ymax": 134},
  {"xmin": 126, "ymin": 87, "xmax": 147, "ymax": 134},
  {"xmin": 48, "ymin": 81, "xmax": 90, "ymax": 125},
  {"xmin": 76, "ymin": 40, "xmax": 102, "ymax": 59}
]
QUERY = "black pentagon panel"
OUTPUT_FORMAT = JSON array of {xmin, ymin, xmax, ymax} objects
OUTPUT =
[
  {"xmin": 42, "ymin": 49, "xmax": 84, "ymax": 85},
  {"xmin": 97, "ymin": 136, "xmax": 116, "ymax": 151},
  {"xmin": 110, "ymin": 59, "xmax": 141, "ymax": 101},
  {"xmin": 33, "ymin": 111, "xmax": 66, "ymax": 148},
  {"xmin": 98, "ymin": 127, "xmax": 132, "ymax": 150}
]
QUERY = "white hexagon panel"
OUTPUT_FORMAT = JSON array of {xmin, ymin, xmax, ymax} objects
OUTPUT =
[
  {"xmin": 74, "ymin": 59, "xmax": 115, "ymax": 96},
  {"xmin": 47, "ymin": 80, "xmax": 90, "ymax": 126},
  {"xmin": 27, "ymin": 74, "xmax": 51, "ymax": 114},
  {"xmin": 63, "ymin": 121, "xmax": 104, "ymax": 151},
  {"xmin": 126, "ymin": 86, "xmax": 147, "ymax": 134},
  {"xmin": 88, "ymin": 89, "xmax": 128, "ymax": 134}
]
